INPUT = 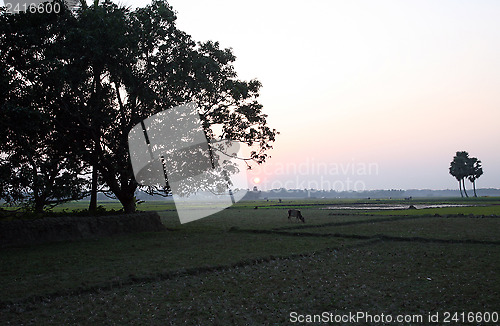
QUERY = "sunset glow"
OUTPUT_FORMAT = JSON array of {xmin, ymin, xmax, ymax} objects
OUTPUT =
[{"xmin": 122, "ymin": 0, "xmax": 500, "ymax": 191}]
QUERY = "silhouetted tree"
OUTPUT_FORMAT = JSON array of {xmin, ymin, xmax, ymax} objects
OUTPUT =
[
  {"xmin": 449, "ymin": 151, "xmax": 470, "ymax": 197},
  {"xmin": 0, "ymin": 7, "xmax": 89, "ymax": 212},
  {"xmin": 449, "ymin": 151, "xmax": 484, "ymax": 198},
  {"xmin": 0, "ymin": 0, "xmax": 277, "ymax": 213},
  {"xmin": 0, "ymin": 106, "xmax": 88, "ymax": 212},
  {"xmin": 467, "ymin": 157, "xmax": 483, "ymax": 197}
]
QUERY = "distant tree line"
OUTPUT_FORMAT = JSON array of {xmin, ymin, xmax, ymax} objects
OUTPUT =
[
  {"xmin": 242, "ymin": 187, "xmax": 500, "ymax": 200},
  {"xmin": 0, "ymin": 0, "xmax": 277, "ymax": 213},
  {"xmin": 244, "ymin": 188, "xmax": 407, "ymax": 200},
  {"xmin": 449, "ymin": 151, "xmax": 483, "ymax": 197}
]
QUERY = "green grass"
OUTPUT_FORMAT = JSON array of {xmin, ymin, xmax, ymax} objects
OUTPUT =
[
  {"xmin": 367, "ymin": 205, "xmax": 500, "ymax": 216},
  {"xmin": 291, "ymin": 216, "xmax": 500, "ymax": 241},
  {"xmin": 3, "ymin": 242, "xmax": 498, "ymax": 325},
  {"xmin": 6, "ymin": 196, "xmax": 500, "ymax": 215},
  {"xmin": 1, "ymin": 198, "xmax": 500, "ymax": 325},
  {"xmin": 0, "ymin": 228, "xmax": 349, "ymax": 304},
  {"xmin": 157, "ymin": 208, "xmax": 387, "ymax": 231}
]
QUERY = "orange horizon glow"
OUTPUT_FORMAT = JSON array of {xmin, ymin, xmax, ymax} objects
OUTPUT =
[{"xmin": 126, "ymin": 0, "xmax": 500, "ymax": 190}]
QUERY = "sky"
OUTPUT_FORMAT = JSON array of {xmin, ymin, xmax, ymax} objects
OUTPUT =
[{"xmin": 121, "ymin": 0, "xmax": 500, "ymax": 191}]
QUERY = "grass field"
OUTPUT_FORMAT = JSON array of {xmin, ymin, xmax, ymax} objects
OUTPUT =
[{"xmin": 1, "ymin": 198, "xmax": 499, "ymax": 325}]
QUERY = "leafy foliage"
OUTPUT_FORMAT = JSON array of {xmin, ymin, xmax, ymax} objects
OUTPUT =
[
  {"xmin": 0, "ymin": 0, "xmax": 277, "ymax": 212},
  {"xmin": 449, "ymin": 151, "xmax": 483, "ymax": 197},
  {"xmin": 0, "ymin": 4, "xmax": 89, "ymax": 213}
]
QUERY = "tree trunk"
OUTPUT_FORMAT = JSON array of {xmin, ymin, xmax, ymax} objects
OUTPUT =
[
  {"xmin": 89, "ymin": 163, "xmax": 98, "ymax": 214},
  {"xmin": 462, "ymin": 179, "xmax": 469, "ymax": 198},
  {"xmin": 98, "ymin": 160, "xmax": 138, "ymax": 214},
  {"xmin": 119, "ymin": 194, "xmax": 136, "ymax": 213},
  {"xmin": 89, "ymin": 68, "xmax": 102, "ymax": 214},
  {"xmin": 113, "ymin": 188, "xmax": 136, "ymax": 213},
  {"xmin": 473, "ymin": 180, "xmax": 477, "ymax": 197},
  {"xmin": 458, "ymin": 180, "xmax": 463, "ymax": 197},
  {"xmin": 34, "ymin": 198, "xmax": 45, "ymax": 213}
]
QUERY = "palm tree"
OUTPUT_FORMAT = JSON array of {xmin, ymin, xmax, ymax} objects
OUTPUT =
[
  {"xmin": 467, "ymin": 157, "xmax": 483, "ymax": 197},
  {"xmin": 449, "ymin": 164, "xmax": 462, "ymax": 197},
  {"xmin": 449, "ymin": 151, "xmax": 470, "ymax": 197}
]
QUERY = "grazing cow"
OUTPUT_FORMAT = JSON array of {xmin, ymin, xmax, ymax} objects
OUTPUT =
[{"xmin": 288, "ymin": 209, "xmax": 305, "ymax": 223}]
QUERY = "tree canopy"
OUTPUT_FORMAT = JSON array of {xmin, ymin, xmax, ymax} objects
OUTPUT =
[
  {"xmin": 0, "ymin": 0, "xmax": 277, "ymax": 212},
  {"xmin": 449, "ymin": 151, "xmax": 483, "ymax": 197}
]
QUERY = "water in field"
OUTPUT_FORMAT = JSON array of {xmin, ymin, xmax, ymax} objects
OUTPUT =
[{"xmin": 324, "ymin": 204, "xmax": 471, "ymax": 210}]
